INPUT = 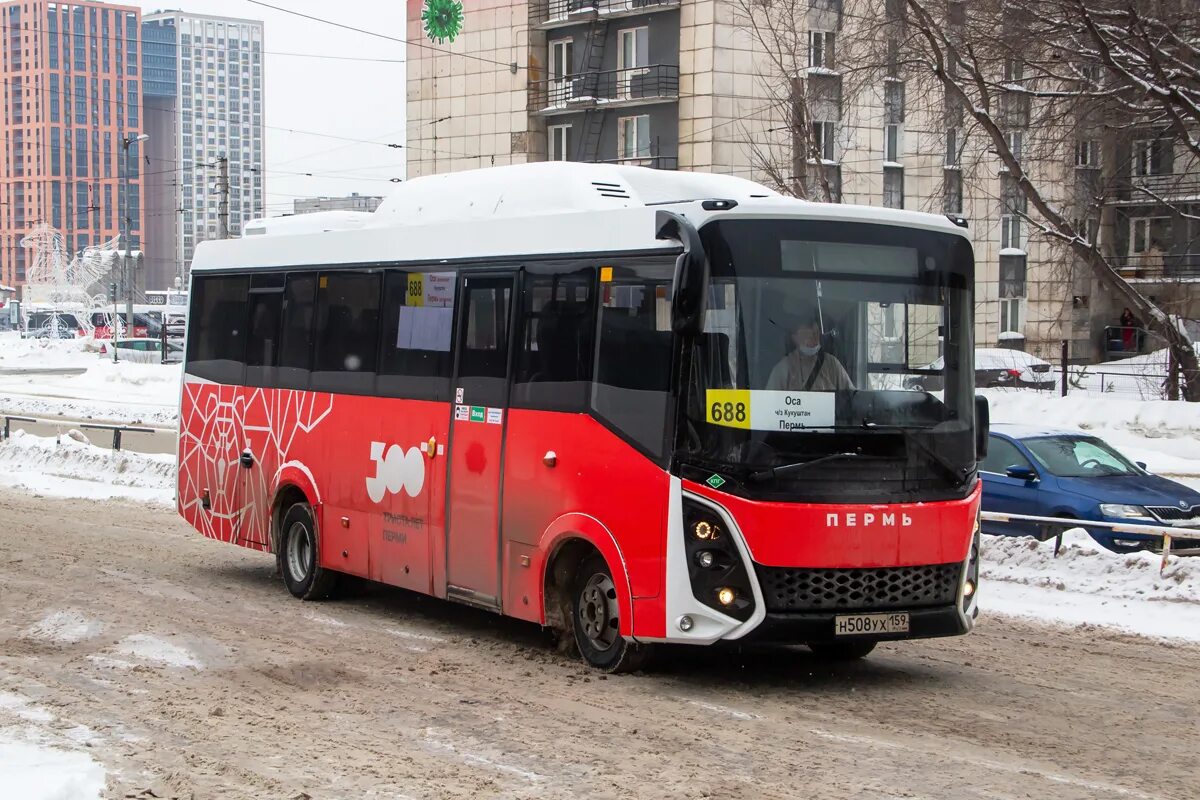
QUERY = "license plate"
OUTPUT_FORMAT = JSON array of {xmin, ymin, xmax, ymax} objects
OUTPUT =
[{"xmin": 834, "ymin": 612, "xmax": 910, "ymax": 636}]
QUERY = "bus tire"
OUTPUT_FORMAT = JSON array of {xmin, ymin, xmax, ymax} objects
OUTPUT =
[
  {"xmin": 570, "ymin": 553, "xmax": 650, "ymax": 673},
  {"xmin": 807, "ymin": 640, "xmax": 877, "ymax": 660},
  {"xmin": 278, "ymin": 503, "xmax": 339, "ymax": 601}
]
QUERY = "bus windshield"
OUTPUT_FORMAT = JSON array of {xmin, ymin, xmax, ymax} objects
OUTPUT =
[{"xmin": 682, "ymin": 219, "xmax": 975, "ymax": 501}]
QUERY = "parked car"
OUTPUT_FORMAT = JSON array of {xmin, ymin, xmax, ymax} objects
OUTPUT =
[
  {"xmin": 99, "ymin": 337, "xmax": 183, "ymax": 364},
  {"xmin": 88, "ymin": 311, "xmax": 160, "ymax": 340},
  {"xmin": 21, "ymin": 311, "xmax": 85, "ymax": 339},
  {"xmin": 907, "ymin": 348, "xmax": 1056, "ymax": 392},
  {"xmin": 980, "ymin": 424, "xmax": 1200, "ymax": 553}
]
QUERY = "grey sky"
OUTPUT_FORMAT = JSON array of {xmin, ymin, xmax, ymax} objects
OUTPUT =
[{"xmin": 137, "ymin": 1, "xmax": 407, "ymax": 214}]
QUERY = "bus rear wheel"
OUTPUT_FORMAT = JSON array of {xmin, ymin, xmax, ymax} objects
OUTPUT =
[
  {"xmin": 807, "ymin": 640, "xmax": 877, "ymax": 660},
  {"xmin": 570, "ymin": 554, "xmax": 650, "ymax": 673},
  {"xmin": 278, "ymin": 503, "xmax": 339, "ymax": 600}
]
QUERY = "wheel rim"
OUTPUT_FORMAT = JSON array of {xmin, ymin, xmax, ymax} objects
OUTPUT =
[
  {"xmin": 578, "ymin": 573, "xmax": 619, "ymax": 650},
  {"xmin": 286, "ymin": 521, "xmax": 313, "ymax": 581}
]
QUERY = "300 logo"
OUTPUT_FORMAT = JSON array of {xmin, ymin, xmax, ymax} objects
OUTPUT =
[{"xmin": 366, "ymin": 442, "xmax": 425, "ymax": 503}]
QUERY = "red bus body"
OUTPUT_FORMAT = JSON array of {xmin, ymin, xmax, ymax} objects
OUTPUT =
[{"xmin": 178, "ymin": 164, "xmax": 981, "ymax": 654}]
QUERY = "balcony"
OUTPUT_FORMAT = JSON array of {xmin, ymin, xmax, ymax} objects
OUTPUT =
[
  {"xmin": 531, "ymin": 0, "xmax": 680, "ymax": 29},
  {"xmin": 1109, "ymin": 172, "xmax": 1200, "ymax": 204},
  {"xmin": 531, "ymin": 65, "xmax": 680, "ymax": 115},
  {"xmin": 1111, "ymin": 253, "xmax": 1200, "ymax": 281}
]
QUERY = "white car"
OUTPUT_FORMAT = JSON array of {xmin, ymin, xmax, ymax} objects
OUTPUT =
[
  {"xmin": 906, "ymin": 348, "xmax": 1056, "ymax": 391},
  {"xmin": 99, "ymin": 337, "xmax": 183, "ymax": 364}
]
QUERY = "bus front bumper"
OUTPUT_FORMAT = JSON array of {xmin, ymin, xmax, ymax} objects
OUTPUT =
[{"xmin": 738, "ymin": 604, "xmax": 971, "ymax": 644}]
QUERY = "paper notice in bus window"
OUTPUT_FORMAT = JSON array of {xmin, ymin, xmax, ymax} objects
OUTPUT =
[
  {"xmin": 398, "ymin": 306, "xmax": 454, "ymax": 352},
  {"xmin": 705, "ymin": 390, "xmax": 836, "ymax": 431}
]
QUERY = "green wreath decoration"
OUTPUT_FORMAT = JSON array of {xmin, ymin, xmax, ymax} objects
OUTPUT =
[{"xmin": 422, "ymin": 0, "xmax": 464, "ymax": 44}]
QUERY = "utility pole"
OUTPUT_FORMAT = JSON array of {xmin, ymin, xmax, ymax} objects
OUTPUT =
[
  {"xmin": 217, "ymin": 154, "xmax": 230, "ymax": 239},
  {"xmin": 121, "ymin": 133, "xmax": 149, "ymax": 331}
]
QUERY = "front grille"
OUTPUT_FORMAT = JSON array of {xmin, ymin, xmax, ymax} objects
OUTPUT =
[
  {"xmin": 1146, "ymin": 505, "xmax": 1200, "ymax": 522},
  {"xmin": 755, "ymin": 563, "xmax": 961, "ymax": 613}
]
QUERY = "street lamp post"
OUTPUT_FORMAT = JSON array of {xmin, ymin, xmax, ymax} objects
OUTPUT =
[{"xmin": 120, "ymin": 133, "xmax": 149, "ymax": 332}]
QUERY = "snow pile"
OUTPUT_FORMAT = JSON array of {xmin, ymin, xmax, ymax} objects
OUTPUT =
[
  {"xmin": 0, "ymin": 737, "xmax": 106, "ymax": 800},
  {"xmin": 0, "ymin": 331, "xmax": 98, "ymax": 370},
  {"xmin": 0, "ymin": 690, "xmax": 105, "ymax": 800},
  {"xmin": 112, "ymin": 634, "xmax": 204, "ymax": 670},
  {"xmin": 20, "ymin": 610, "xmax": 105, "ymax": 645},
  {"xmin": 981, "ymin": 531, "xmax": 1200, "ymax": 641},
  {"xmin": 0, "ymin": 429, "xmax": 174, "ymax": 506},
  {"xmin": 983, "ymin": 531, "xmax": 1199, "ymax": 603}
]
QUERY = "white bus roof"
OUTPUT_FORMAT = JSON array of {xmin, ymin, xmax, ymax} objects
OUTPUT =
[{"xmin": 192, "ymin": 163, "xmax": 969, "ymax": 272}]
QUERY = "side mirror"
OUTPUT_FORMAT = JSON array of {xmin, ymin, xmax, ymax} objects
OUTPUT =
[
  {"xmin": 656, "ymin": 210, "xmax": 708, "ymax": 336},
  {"xmin": 1136, "ymin": 461, "xmax": 1148, "ymax": 471},
  {"xmin": 1005, "ymin": 465, "xmax": 1038, "ymax": 482},
  {"xmin": 974, "ymin": 395, "xmax": 990, "ymax": 460}
]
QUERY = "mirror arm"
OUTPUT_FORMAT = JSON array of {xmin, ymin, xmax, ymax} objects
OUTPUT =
[{"xmin": 656, "ymin": 210, "xmax": 708, "ymax": 335}]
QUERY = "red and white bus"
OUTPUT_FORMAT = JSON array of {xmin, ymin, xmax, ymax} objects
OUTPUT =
[{"xmin": 179, "ymin": 163, "xmax": 987, "ymax": 671}]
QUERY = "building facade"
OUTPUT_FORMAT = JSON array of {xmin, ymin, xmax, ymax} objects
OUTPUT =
[
  {"xmin": 141, "ymin": 10, "xmax": 265, "ymax": 290},
  {"xmin": 293, "ymin": 192, "xmax": 383, "ymax": 215},
  {"xmin": 405, "ymin": 0, "xmax": 1200, "ymax": 361},
  {"xmin": 0, "ymin": 0, "xmax": 145, "ymax": 293}
]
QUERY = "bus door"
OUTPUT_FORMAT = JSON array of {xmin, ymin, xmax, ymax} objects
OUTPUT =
[{"xmin": 444, "ymin": 272, "xmax": 518, "ymax": 609}]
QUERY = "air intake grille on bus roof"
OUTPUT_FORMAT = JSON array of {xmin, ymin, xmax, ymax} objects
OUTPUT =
[
  {"xmin": 755, "ymin": 563, "xmax": 960, "ymax": 612},
  {"xmin": 591, "ymin": 180, "xmax": 631, "ymax": 199}
]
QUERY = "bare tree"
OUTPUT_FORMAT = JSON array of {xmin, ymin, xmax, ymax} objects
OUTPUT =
[{"xmin": 898, "ymin": 0, "xmax": 1200, "ymax": 400}]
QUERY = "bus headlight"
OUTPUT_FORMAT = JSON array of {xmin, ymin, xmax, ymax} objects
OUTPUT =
[{"xmin": 683, "ymin": 500, "xmax": 754, "ymax": 622}]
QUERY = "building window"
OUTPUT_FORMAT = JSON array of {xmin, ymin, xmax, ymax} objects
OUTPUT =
[
  {"xmin": 883, "ymin": 166, "xmax": 904, "ymax": 209},
  {"xmin": 1130, "ymin": 217, "xmax": 1170, "ymax": 258},
  {"xmin": 549, "ymin": 38, "xmax": 573, "ymax": 104},
  {"xmin": 945, "ymin": 127, "xmax": 959, "ymax": 166},
  {"xmin": 548, "ymin": 124, "xmax": 571, "ymax": 161},
  {"xmin": 1001, "ymin": 215, "xmax": 1022, "ymax": 250},
  {"xmin": 1075, "ymin": 139, "xmax": 1099, "ymax": 168},
  {"xmin": 810, "ymin": 120, "xmax": 836, "ymax": 162},
  {"xmin": 1132, "ymin": 139, "xmax": 1167, "ymax": 177},
  {"xmin": 943, "ymin": 169, "xmax": 963, "ymax": 214},
  {"xmin": 808, "ymin": 31, "xmax": 835, "ymax": 70},
  {"xmin": 618, "ymin": 115, "xmax": 651, "ymax": 161},
  {"xmin": 884, "ymin": 123, "xmax": 902, "ymax": 163},
  {"xmin": 884, "ymin": 80, "xmax": 905, "ymax": 122},
  {"xmin": 617, "ymin": 27, "xmax": 648, "ymax": 98},
  {"xmin": 1005, "ymin": 130, "xmax": 1023, "ymax": 162},
  {"xmin": 1000, "ymin": 298, "xmax": 1022, "ymax": 336},
  {"xmin": 1003, "ymin": 58, "xmax": 1023, "ymax": 82}
]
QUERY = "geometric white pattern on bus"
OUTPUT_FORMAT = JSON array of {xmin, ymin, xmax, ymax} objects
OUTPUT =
[{"xmin": 178, "ymin": 380, "xmax": 333, "ymax": 551}]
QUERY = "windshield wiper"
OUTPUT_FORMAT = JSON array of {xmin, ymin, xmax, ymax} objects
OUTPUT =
[{"xmin": 749, "ymin": 452, "xmax": 863, "ymax": 483}]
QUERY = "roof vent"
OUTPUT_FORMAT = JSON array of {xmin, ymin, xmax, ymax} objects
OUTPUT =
[{"xmin": 592, "ymin": 180, "xmax": 631, "ymax": 200}]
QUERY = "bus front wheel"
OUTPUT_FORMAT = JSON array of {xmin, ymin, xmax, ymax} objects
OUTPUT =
[
  {"xmin": 278, "ymin": 503, "xmax": 339, "ymax": 600},
  {"xmin": 570, "ymin": 554, "xmax": 650, "ymax": 673}
]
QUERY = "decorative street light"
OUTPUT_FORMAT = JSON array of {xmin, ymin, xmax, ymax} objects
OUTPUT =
[{"xmin": 120, "ymin": 133, "xmax": 149, "ymax": 332}]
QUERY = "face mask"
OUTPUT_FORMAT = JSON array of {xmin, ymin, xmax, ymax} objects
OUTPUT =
[{"xmin": 797, "ymin": 344, "xmax": 821, "ymax": 357}]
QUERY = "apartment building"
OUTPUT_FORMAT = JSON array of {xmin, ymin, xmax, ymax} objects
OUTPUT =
[
  {"xmin": 405, "ymin": 0, "xmax": 1199, "ymax": 359},
  {"xmin": 0, "ymin": 0, "xmax": 145, "ymax": 292},
  {"xmin": 141, "ymin": 10, "xmax": 265, "ymax": 290}
]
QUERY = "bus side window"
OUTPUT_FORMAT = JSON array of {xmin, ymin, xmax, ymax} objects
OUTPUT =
[
  {"xmin": 186, "ymin": 274, "xmax": 249, "ymax": 385},
  {"xmin": 245, "ymin": 273, "xmax": 285, "ymax": 387},
  {"xmin": 311, "ymin": 271, "xmax": 382, "ymax": 395},
  {"xmin": 377, "ymin": 270, "xmax": 456, "ymax": 401},
  {"xmin": 512, "ymin": 266, "xmax": 595, "ymax": 411},
  {"xmin": 278, "ymin": 273, "xmax": 317, "ymax": 390},
  {"xmin": 591, "ymin": 262, "xmax": 675, "ymax": 461}
]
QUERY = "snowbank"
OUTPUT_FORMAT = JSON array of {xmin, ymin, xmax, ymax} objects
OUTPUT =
[
  {"xmin": 0, "ymin": 430, "xmax": 174, "ymax": 506},
  {"xmin": 0, "ymin": 689, "xmax": 105, "ymax": 800},
  {"xmin": 982, "ymin": 531, "xmax": 1200, "ymax": 641},
  {"xmin": 0, "ymin": 736, "xmax": 106, "ymax": 800}
]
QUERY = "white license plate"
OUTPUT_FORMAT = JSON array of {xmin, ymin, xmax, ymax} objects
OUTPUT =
[{"xmin": 834, "ymin": 612, "xmax": 910, "ymax": 636}]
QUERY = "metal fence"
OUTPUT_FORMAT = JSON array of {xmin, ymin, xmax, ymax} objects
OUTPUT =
[{"xmin": 531, "ymin": 64, "xmax": 680, "ymax": 111}]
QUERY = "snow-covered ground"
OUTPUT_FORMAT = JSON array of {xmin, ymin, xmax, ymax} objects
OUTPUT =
[
  {"xmin": 0, "ymin": 691, "xmax": 106, "ymax": 800},
  {"xmin": 0, "ymin": 430, "xmax": 174, "ymax": 506},
  {"xmin": 0, "ymin": 332, "xmax": 179, "ymax": 425}
]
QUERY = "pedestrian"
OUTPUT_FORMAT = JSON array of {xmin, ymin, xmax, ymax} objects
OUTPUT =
[{"xmin": 1119, "ymin": 307, "xmax": 1138, "ymax": 352}]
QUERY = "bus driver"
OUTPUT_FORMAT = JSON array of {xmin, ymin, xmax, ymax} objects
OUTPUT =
[{"xmin": 765, "ymin": 312, "xmax": 854, "ymax": 392}]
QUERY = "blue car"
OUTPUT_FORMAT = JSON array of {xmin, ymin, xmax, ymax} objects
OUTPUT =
[{"xmin": 980, "ymin": 424, "xmax": 1200, "ymax": 554}]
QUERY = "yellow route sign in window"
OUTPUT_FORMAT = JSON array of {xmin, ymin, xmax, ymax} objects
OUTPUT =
[{"xmin": 705, "ymin": 389, "xmax": 751, "ymax": 429}]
